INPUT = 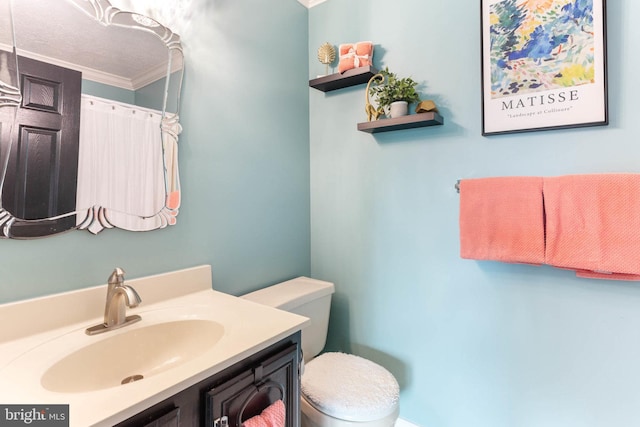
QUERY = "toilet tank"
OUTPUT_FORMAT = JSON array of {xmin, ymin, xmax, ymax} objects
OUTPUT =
[{"xmin": 241, "ymin": 277, "xmax": 335, "ymax": 362}]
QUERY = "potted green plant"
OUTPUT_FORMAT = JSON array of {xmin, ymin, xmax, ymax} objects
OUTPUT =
[{"xmin": 369, "ymin": 67, "xmax": 420, "ymax": 118}]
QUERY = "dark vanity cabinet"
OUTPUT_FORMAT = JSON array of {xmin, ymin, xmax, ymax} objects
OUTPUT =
[{"xmin": 115, "ymin": 332, "xmax": 301, "ymax": 427}]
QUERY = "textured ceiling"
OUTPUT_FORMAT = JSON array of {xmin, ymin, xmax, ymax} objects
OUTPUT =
[
  {"xmin": 0, "ymin": 0, "xmax": 320, "ymax": 91},
  {"xmin": 0, "ymin": 0, "xmax": 176, "ymax": 90}
]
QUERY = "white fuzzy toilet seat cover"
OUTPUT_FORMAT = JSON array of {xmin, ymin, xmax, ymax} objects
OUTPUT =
[{"xmin": 301, "ymin": 352, "xmax": 400, "ymax": 422}]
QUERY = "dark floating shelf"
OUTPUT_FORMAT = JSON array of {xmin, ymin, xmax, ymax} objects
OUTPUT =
[
  {"xmin": 309, "ymin": 66, "xmax": 379, "ymax": 92},
  {"xmin": 357, "ymin": 112, "xmax": 444, "ymax": 134}
]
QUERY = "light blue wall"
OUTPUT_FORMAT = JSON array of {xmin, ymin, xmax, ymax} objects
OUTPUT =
[
  {"xmin": 82, "ymin": 79, "xmax": 135, "ymax": 104},
  {"xmin": 82, "ymin": 72, "xmax": 181, "ymax": 112},
  {"xmin": 0, "ymin": 0, "xmax": 310, "ymax": 303},
  {"xmin": 7, "ymin": 1, "xmax": 640, "ymax": 425},
  {"xmin": 309, "ymin": 1, "xmax": 640, "ymax": 426},
  {"xmin": 135, "ymin": 70, "xmax": 182, "ymax": 113}
]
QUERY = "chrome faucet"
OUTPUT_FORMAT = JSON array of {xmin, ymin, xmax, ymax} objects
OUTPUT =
[{"xmin": 86, "ymin": 267, "xmax": 142, "ymax": 335}]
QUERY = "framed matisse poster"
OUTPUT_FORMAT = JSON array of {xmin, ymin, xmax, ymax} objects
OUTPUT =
[{"xmin": 481, "ymin": 0, "xmax": 608, "ymax": 135}]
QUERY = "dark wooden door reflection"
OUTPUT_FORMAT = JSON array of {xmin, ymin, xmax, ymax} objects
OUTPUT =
[{"xmin": 1, "ymin": 55, "xmax": 81, "ymax": 237}]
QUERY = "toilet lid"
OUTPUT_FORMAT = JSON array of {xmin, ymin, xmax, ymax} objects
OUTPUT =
[{"xmin": 301, "ymin": 352, "xmax": 399, "ymax": 422}]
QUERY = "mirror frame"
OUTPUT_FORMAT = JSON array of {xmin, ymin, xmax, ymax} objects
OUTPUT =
[{"xmin": 0, "ymin": 0, "xmax": 184, "ymax": 237}]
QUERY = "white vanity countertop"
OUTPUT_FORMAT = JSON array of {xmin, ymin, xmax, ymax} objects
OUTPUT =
[{"xmin": 0, "ymin": 265, "xmax": 309, "ymax": 427}]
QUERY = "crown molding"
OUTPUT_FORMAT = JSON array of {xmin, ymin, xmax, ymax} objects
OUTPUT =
[{"xmin": 297, "ymin": 0, "xmax": 328, "ymax": 8}]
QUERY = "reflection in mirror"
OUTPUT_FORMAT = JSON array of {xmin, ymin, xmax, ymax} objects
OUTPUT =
[{"xmin": 0, "ymin": 0, "xmax": 184, "ymax": 238}]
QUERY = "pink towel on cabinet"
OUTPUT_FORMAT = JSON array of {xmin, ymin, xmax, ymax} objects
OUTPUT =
[
  {"xmin": 544, "ymin": 174, "xmax": 640, "ymax": 280},
  {"xmin": 459, "ymin": 177, "xmax": 545, "ymax": 264},
  {"xmin": 242, "ymin": 400, "xmax": 285, "ymax": 427}
]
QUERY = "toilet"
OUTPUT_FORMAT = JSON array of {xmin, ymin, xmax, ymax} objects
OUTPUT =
[{"xmin": 241, "ymin": 277, "xmax": 399, "ymax": 427}]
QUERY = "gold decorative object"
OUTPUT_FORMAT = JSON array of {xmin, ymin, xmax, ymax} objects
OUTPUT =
[
  {"xmin": 317, "ymin": 42, "xmax": 336, "ymax": 76},
  {"xmin": 365, "ymin": 73, "xmax": 384, "ymax": 121},
  {"xmin": 415, "ymin": 100, "xmax": 438, "ymax": 113}
]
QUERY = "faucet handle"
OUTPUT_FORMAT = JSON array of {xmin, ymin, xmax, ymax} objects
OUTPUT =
[{"xmin": 108, "ymin": 267, "xmax": 126, "ymax": 285}]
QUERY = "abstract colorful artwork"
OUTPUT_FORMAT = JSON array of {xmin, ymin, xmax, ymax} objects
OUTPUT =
[
  {"xmin": 481, "ymin": 0, "xmax": 607, "ymax": 135},
  {"xmin": 491, "ymin": 0, "xmax": 594, "ymax": 98}
]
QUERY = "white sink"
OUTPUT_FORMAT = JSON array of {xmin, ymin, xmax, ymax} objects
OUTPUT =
[
  {"xmin": 40, "ymin": 319, "xmax": 225, "ymax": 393},
  {"xmin": 0, "ymin": 266, "xmax": 309, "ymax": 427}
]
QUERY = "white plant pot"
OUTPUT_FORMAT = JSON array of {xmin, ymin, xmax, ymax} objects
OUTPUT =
[{"xmin": 389, "ymin": 101, "xmax": 408, "ymax": 118}]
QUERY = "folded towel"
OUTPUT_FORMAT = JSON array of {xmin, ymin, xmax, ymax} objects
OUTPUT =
[
  {"xmin": 166, "ymin": 190, "xmax": 180, "ymax": 210},
  {"xmin": 459, "ymin": 177, "xmax": 545, "ymax": 264},
  {"xmin": 242, "ymin": 399, "xmax": 285, "ymax": 427},
  {"xmin": 544, "ymin": 174, "xmax": 640, "ymax": 279},
  {"xmin": 338, "ymin": 41, "xmax": 373, "ymax": 73}
]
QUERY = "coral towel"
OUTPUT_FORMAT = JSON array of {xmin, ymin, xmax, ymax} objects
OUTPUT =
[
  {"xmin": 544, "ymin": 174, "xmax": 640, "ymax": 279},
  {"xmin": 338, "ymin": 41, "xmax": 373, "ymax": 73},
  {"xmin": 242, "ymin": 399, "xmax": 285, "ymax": 427},
  {"xmin": 459, "ymin": 177, "xmax": 545, "ymax": 264}
]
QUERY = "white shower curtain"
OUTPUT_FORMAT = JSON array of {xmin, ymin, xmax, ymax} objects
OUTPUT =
[{"xmin": 76, "ymin": 94, "xmax": 166, "ymax": 231}]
